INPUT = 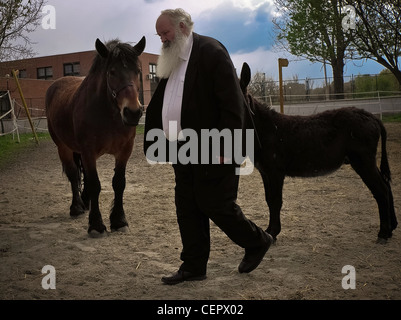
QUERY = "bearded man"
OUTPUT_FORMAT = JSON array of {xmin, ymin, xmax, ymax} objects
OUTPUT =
[{"xmin": 144, "ymin": 8, "xmax": 273, "ymax": 285}]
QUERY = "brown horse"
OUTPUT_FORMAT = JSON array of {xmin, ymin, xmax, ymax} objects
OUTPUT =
[
  {"xmin": 46, "ymin": 37, "xmax": 146, "ymax": 237},
  {"xmin": 240, "ymin": 62, "xmax": 397, "ymax": 243}
]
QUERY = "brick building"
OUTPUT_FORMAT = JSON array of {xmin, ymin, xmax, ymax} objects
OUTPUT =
[{"xmin": 0, "ymin": 49, "xmax": 159, "ymax": 119}]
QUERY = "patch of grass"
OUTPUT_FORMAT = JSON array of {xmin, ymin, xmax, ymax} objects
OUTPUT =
[
  {"xmin": 0, "ymin": 132, "xmax": 50, "ymax": 168},
  {"xmin": 382, "ymin": 113, "xmax": 401, "ymax": 122},
  {"xmin": 136, "ymin": 124, "xmax": 144, "ymax": 135}
]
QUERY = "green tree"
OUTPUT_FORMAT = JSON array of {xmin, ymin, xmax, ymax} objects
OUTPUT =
[
  {"xmin": 0, "ymin": 0, "xmax": 45, "ymax": 61},
  {"xmin": 274, "ymin": 0, "xmax": 354, "ymax": 99},
  {"xmin": 355, "ymin": 69, "xmax": 399, "ymax": 97}
]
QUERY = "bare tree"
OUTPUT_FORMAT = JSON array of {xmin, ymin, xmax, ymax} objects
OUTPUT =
[
  {"xmin": 0, "ymin": 0, "xmax": 45, "ymax": 61},
  {"xmin": 248, "ymin": 71, "xmax": 278, "ymax": 103}
]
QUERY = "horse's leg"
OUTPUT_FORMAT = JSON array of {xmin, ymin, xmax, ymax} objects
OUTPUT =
[
  {"xmin": 349, "ymin": 156, "xmax": 393, "ymax": 242},
  {"xmin": 110, "ymin": 139, "xmax": 134, "ymax": 232},
  {"xmin": 80, "ymin": 165, "xmax": 90, "ymax": 210},
  {"xmin": 109, "ymin": 158, "xmax": 129, "ymax": 232},
  {"xmin": 260, "ymin": 170, "xmax": 285, "ymax": 241},
  {"xmin": 56, "ymin": 146, "xmax": 85, "ymax": 217},
  {"xmin": 82, "ymin": 155, "xmax": 106, "ymax": 236}
]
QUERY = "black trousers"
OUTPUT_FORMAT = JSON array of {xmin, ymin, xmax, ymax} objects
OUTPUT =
[{"xmin": 173, "ymin": 163, "xmax": 268, "ymax": 275}]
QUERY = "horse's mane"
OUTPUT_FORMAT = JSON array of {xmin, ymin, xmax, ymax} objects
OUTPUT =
[
  {"xmin": 89, "ymin": 39, "xmax": 142, "ymax": 75},
  {"xmin": 249, "ymin": 94, "xmax": 276, "ymax": 117},
  {"xmin": 246, "ymin": 93, "xmax": 281, "ymax": 134}
]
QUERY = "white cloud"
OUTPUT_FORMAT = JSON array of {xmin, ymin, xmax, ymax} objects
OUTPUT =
[
  {"xmin": 232, "ymin": 0, "xmax": 274, "ymax": 11},
  {"xmin": 232, "ymin": 47, "xmax": 281, "ymax": 78},
  {"xmin": 231, "ymin": 47, "xmax": 326, "ymax": 80},
  {"xmin": 27, "ymin": 0, "xmax": 383, "ymax": 79},
  {"xmin": 30, "ymin": 0, "xmax": 278, "ymax": 56}
]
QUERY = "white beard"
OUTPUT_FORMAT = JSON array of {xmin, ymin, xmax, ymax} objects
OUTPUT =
[{"xmin": 156, "ymin": 29, "xmax": 188, "ymax": 79}]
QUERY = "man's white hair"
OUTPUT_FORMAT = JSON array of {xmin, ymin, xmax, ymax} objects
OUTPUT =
[{"xmin": 160, "ymin": 8, "xmax": 194, "ymax": 33}]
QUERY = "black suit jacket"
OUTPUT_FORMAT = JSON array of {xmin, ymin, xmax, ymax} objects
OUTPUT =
[{"xmin": 144, "ymin": 33, "xmax": 246, "ymax": 178}]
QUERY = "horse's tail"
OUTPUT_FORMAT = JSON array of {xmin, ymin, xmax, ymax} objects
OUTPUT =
[
  {"xmin": 378, "ymin": 119, "xmax": 391, "ymax": 183},
  {"xmin": 73, "ymin": 152, "xmax": 84, "ymax": 193}
]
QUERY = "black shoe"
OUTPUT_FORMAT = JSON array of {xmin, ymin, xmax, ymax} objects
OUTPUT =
[
  {"xmin": 238, "ymin": 232, "xmax": 273, "ymax": 274},
  {"xmin": 161, "ymin": 270, "xmax": 207, "ymax": 285}
]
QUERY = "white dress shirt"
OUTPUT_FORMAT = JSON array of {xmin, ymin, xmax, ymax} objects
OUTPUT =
[{"xmin": 162, "ymin": 32, "xmax": 193, "ymax": 141}]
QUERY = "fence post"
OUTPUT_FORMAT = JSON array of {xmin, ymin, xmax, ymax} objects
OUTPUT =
[
  {"xmin": 12, "ymin": 70, "xmax": 39, "ymax": 144},
  {"xmin": 278, "ymin": 58, "xmax": 289, "ymax": 114},
  {"xmin": 9, "ymin": 94, "xmax": 20, "ymax": 143},
  {"xmin": 378, "ymin": 91, "xmax": 382, "ymax": 120}
]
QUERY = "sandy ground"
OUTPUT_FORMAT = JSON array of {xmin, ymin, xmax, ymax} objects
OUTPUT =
[{"xmin": 0, "ymin": 123, "xmax": 400, "ymax": 301}]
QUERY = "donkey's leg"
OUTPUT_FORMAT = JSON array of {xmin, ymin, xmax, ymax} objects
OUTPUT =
[
  {"xmin": 82, "ymin": 155, "xmax": 106, "ymax": 236},
  {"xmin": 260, "ymin": 171, "xmax": 285, "ymax": 241},
  {"xmin": 57, "ymin": 146, "xmax": 85, "ymax": 217},
  {"xmin": 384, "ymin": 181, "xmax": 398, "ymax": 232},
  {"xmin": 349, "ymin": 156, "xmax": 392, "ymax": 242}
]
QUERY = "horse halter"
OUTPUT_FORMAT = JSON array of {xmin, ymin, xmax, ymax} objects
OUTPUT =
[{"xmin": 106, "ymin": 72, "xmax": 134, "ymax": 100}]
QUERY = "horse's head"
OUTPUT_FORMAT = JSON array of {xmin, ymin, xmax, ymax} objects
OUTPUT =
[{"xmin": 95, "ymin": 37, "xmax": 146, "ymax": 126}]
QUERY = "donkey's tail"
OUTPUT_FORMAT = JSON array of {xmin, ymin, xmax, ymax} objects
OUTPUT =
[
  {"xmin": 73, "ymin": 152, "xmax": 84, "ymax": 193},
  {"xmin": 378, "ymin": 120, "xmax": 391, "ymax": 183}
]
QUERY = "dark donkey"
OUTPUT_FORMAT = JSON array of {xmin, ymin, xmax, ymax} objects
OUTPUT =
[
  {"xmin": 240, "ymin": 63, "xmax": 397, "ymax": 243},
  {"xmin": 46, "ymin": 37, "xmax": 146, "ymax": 237}
]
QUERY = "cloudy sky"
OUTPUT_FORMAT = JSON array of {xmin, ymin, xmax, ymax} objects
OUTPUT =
[{"xmin": 30, "ymin": 0, "xmax": 383, "ymax": 81}]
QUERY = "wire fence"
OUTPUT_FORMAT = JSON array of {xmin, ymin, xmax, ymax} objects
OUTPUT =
[
  {"xmin": 0, "ymin": 92, "xmax": 20, "ymax": 141},
  {"xmin": 254, "ymin": 91, "xmax": 401, "ymax": 118},
  {"xmin": 1, "ymin": 73, "xmax": 401, "ymax": 137},
  {"xmin": 0, "ymin": 92, "xmax": 47, "ymax": 136},
  {"xmin": 250, "ymin": 72, "xmax": 401, "ymax": 105}
]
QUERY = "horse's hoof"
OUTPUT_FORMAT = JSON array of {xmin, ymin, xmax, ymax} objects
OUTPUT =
[
  {"xmin": 376, "ymin": 237, "xmax": 388, "ymax": 244},
  {"xmin": 70, "ymin": 206, "xmax": 85, "ymax": 218},
  {"xmin": 265, "ymin": 229, "xmax": 277, "ymax": 244},
  {"xmin": 88, "ymin": 229, "xmax": 108, "ymax": 238},
  {"xmin": 111, "ymin": 226, "xmax": 130, "ymax": 233}
]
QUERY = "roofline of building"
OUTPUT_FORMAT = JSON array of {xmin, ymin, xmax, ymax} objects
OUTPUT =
[{"xmin": 1, "ymin": 50, "xmax": 159, "ymax": 64}]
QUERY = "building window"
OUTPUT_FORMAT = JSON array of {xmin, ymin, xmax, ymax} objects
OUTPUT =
[
  {"xmin": 37, "ymin": 66, "xmax": 53, "ymax": 80},
  {"xmin": 0, "ymin": 91, "xmax": 11, "ymax": 119},
  {"xmin": 64, "ymin": 62, "xmax": 80, "ymax": 76},
  {"xmin": 148, "ymin": 63, "xmax": 157, "ymax": 81},
  {"xmin": 18, "ymin": 69, "xmax": 27, "ymax": 78}
]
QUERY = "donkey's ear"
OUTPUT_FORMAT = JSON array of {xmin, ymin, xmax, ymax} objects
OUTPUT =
[
  {"xmin": 240, "ymin": 62, "xmax": 251, "ymax": 92},
  {"xmin": 95, "ymin": 38, "xmax": 109, "ymax": 58},
  {"xmin": 133, "ymin": 36, "xmax": 146, "ymax": 55}
]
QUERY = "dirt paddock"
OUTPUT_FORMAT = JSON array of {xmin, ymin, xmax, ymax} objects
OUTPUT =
[{"xmin": 0, "ymin": 123, "xmax": 400, "ymax": 300}]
